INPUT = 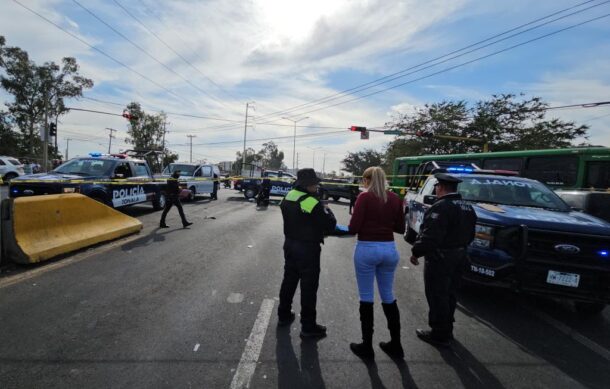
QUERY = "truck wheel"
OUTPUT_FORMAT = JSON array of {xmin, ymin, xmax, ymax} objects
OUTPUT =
[
  {"xmin": 188, "ymin": 187, "xmax": 196, "ymax": 201},
  {"xmin": 153, "ymin": 193, "xmax": 167, "ymax": 211},
  {"xmin": 244, "ymin": 188, "xmax": 257, "ymax": 199},
  {"xmin": 332, "ymin": 196, "xmax": 341, "ymax": 202},
  {"xmin": 2, "ymin": 173, "xmax": 17, "ymax": 184},
  {"xmin": 574, "ymin": 301, "xmax": 606, "ymax": 315},
  {"xmin": 405, "ymin": 226, "xmax": 417, "ymax": 244}
]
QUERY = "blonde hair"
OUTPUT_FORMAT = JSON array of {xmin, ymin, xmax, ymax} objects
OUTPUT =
[{"xmin": 362, "ymin": 166, "xmax": 387, "ymax": 203}]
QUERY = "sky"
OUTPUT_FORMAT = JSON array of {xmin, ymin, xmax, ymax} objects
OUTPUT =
[{"xmin": 1, "ymin": 0, "xmax": 609, "ymax": 173}]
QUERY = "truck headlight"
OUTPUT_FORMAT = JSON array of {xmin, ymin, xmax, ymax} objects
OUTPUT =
[{"xmin": 472, "ymin": 224, "xmax": 494, "ymax": 249}]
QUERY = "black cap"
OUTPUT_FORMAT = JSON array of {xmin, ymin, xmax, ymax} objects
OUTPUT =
[
  {"xmin": 294, "ymin": 168, "xmax": 321, "ymax": 187},
  {"xmin": 171, "ymin": 170, "xmax": 181, "ymax": 178},
  {"xmin": 434, "ymin": 172, "xmax": 462, "ymax": 184}
]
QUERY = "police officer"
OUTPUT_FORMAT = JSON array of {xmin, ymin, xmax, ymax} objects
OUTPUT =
[
  {"xmin": 410, "ymin": 173, "xmax": 477, "ymax": 346},
  {"xmin": 160, "ymin": 170, "xmax": 193, "ymax": 229},
  {"xmin": 278, "ymin": 168, "xmax": 337, "ymax": 338},
  {"xmin": 256, "ymin": 176, "xmax": 271, "ymax": 207}
]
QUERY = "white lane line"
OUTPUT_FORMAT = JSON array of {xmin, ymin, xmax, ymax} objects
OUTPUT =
[
  {"xmin": 193, "ymin": 343, "xmax": 200, "ymax": 352},
  {"xmin": 230, "ymin": 298, "xmax": 275, "ymax": 389},
  {"xmin": 527, "ymin": 308, "xmax": 610, "ymax": 361}
]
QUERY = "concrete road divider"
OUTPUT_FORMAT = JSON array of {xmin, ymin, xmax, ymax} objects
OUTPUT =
[{"xmin": 1, "ymin": 194, "xmax": 142, "ymax": 264}]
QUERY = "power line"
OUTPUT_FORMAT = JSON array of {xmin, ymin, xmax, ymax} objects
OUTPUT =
[
  {"xmin": 253, "ymin": 0, "xmax": 609, "ymax": 123},
  {"xmin": 11, "ymin": 0, "xmax": 188, "ymax": 104},
  {"xmin": 72, "ymin": 0, "xmax": 232, "ymax": 108},
  {"xmin": 273, "ymin": 13, "xmax": 610, "ymax": 119}
]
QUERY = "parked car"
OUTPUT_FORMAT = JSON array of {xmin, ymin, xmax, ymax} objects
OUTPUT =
[
  {"xmin": 0, "ymin": 156, "xmax": 25, "ymax": 184},
  {"xmin": 161, "ymin": 163, "xmax": 221, "ymax": 200}
]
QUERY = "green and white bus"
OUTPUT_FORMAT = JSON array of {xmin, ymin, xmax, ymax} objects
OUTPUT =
[
  {"xmin": 392, "ymin": 147, "xmax": 610, "ymax": 191},
  {"xmin": 391, "ymin": 147, "xmax": 610, "ymax": 220}
]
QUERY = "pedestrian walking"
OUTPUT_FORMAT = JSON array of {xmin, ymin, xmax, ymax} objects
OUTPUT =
[
  {"xmin": 159, "ymin": 170, "xmax": 193, "ymax": 229},
  {"xmin": 256, "ymin": 177, "xmax": 271, "ymax": 207},
  {"xmin": 410, "ymin": 173, "xmax": 477, "ymax": 347},
  {"xmin": 348, "ymin": 178, "xmax": 359, "ymax": 215},
  {"xmin": 278, "ymin": 168, "xmax": 337, "ymax": 338},
  {"xmin": 348, "ymin": 167, "xmax": 406, "ymax": 359}
]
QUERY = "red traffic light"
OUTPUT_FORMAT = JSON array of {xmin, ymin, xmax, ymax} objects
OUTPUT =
[{"xmin": 351, "ymin": 126, "xmax": 366, "ymax": 132}]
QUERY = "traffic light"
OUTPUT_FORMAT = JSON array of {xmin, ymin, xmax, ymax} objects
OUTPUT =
[
  {"xmin": 415, "ymin": 130, "xmax": 433, "ymax": 138},
  {"xmin": 350, "ymin": 126, "xmax": 366, "ymax": 132},
  {"xmin": 49, "ymin": 122, "xmax": 57, "ymax": 137}
]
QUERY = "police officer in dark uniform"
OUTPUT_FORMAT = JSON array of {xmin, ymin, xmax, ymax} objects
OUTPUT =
[
  {"xmin": 410, "ymin": 173, "xmax": 477, "ymax": 346},
  {"xmin": 256, "ymin": 176, "xmax": 271, "ymax": 207},
  {"xmin": 278, "ymin": 168, "xmax": 337, "ymax": 338},
  {"xmin": 160, "ymin": 170, "xmax": 193, "ymax": 229}
]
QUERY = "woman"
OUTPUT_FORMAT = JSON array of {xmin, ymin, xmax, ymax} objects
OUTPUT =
[{"xmin": 348, "ymin": 166, "xmax": 406, "ymax": 359}]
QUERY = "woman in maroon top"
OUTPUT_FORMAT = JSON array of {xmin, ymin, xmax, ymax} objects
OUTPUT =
[{"xmin": 348, "ymin": 166, "xmax": 406, "ymax": 359}]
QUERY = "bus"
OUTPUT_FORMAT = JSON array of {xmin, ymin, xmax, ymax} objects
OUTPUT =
[
  {"xmin": 391, "ymin": 147, "xmax": 610, "ymax": 220},
  {"xmin": 392, "ymin": 147, "xmax": 610, "ymax": 190}
]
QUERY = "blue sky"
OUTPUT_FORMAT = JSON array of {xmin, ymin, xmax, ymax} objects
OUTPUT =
[{"xmin": 1, "ymin": 0, "xmax": 609, "ymax": 172}]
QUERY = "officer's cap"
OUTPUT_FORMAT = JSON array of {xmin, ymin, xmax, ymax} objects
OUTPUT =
[
  {"xmin": 295, "ymin": 168, "xmax": 321, "ymax": 187},
  {"xmin": 434, "ymin": 172, "xmax": 462, "ymax": 184}
]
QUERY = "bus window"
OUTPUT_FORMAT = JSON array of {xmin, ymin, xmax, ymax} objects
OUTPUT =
[
  {"xmin": 524, "ymin": 156, "xmax": 578, "ymax": 187},
  {"xmin": 482, "ymin": 158, "xmax": 523, "ymax": 172},
  {"xmin": 585, "ymin": 162, "xmax": 610, "ymax": 189}
]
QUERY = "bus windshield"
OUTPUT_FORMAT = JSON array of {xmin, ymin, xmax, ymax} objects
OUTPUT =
[{"xmin": 459, "ymin": 176, "xmax": 570, "ymax": 211}]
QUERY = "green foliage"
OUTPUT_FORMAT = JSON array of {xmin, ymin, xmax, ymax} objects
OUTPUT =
[
  {"xmin": 0, "ymin": 35, "xmax": 93, "ymax": 159},
  {"xmin": 341, "ymin": 149, "xmax": 385, "ymax": 175},
  {"xmin": 123, "ymin": 102, "xmax": 171, "ymax": 172},
  {"xmin": 258, "ymin": 141, "xmax": 286, "ymax": 169},
  {"xmin": 385, "ymin": 94, "xmax": 589, "ymax": 159}
]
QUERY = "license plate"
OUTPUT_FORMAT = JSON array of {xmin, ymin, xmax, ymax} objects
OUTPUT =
[{"xmin": 546, "ymin": 270, "xmax": 580, "ymax": 288}]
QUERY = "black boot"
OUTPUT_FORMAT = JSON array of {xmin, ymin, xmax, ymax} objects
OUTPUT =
[
  {"xmin": 350, "ymin": 301, "xmax": 374, "ymax": 359},
  {"xmin": 380, "ymin": 300, "xmax": 404, "ymax": 358}
]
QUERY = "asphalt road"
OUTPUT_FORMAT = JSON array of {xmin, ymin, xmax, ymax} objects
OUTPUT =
[{"xmin": 1, "ymin": 189, "xmax": 609, "ymax": 388}]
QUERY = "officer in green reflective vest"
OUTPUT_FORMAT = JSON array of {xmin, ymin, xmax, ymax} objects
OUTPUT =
[{"xmin": 278, "ymin": 168, "xmax": 337, "ymax": 338}]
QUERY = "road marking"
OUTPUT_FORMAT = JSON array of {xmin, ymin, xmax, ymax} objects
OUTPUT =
[
  {"xmin": 193, "ymin": 343, "xmax": 200, "ymax": 352},
  {"xmin": 230, "ymin": 298, "xmax": 275, "ymax": 389},
  {"xmin": 527, "ymin": 308, "xmax": 610, "ymax": 361}
]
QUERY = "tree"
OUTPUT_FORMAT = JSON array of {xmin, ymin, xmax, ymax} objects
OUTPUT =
[
  {"xmin": 233, "ymin": 147, "xmax": 262, "ymax": 174},
  {"xmin": 258, "ymin": 141, "xmax": 286, "ymax": 169},
  {"xmin": 385, "ymin": 94, "xmax": 588, "ymax": 157},
  {"xmin": 0, "ymin": 36, "xmax": 93, "ymax": 158},
  {"xmin": 0, "ymin": 110, "xmax": 20, "ymax": 156},
  {"xmin": 123, "ymin": 102, "xmax": 168, "ymax": 171},
  {"xmin": 341, "ymin": 149, "xmax": 385, "ymax": 175}
]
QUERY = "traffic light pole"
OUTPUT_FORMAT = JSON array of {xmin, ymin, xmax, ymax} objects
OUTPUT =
[{"xmin": 43, "ymin": 90, "xmax": 49, "ymax": 173}]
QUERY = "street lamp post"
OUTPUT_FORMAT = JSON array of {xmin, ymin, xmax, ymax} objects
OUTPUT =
[
  {"xmin": 306, "ymin": 146, "xmax": 323, "ymax": 172},
  {"xmin": 282, "ymin": 116, "xmax": 309, "ymax": 172}
]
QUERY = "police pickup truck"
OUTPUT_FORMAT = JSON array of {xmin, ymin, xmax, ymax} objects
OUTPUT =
[
  {"xmin": 161, "ymin": 162, "xmax": 221, "ymax": 201},
  {"xmin": 241, "ymin": 170, "xmax": 295, "ymax": 199},
  {"xmin": 404, "ymin": 163, "xmax": 610, "ymax": 314},
  {"xmin": 9, "ymin": 153, "xmax": 167, "ymax": 210},
  {"xmin": 320, "ymin": 178, "xmax": 359, "ymax": 201}
]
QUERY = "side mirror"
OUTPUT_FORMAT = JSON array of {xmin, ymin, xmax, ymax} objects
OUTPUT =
[{"xmin": 423, "ymin": 194, "xmax": 437, "ymax": 205}]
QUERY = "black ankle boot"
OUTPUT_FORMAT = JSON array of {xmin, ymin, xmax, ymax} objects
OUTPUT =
[
  {"xmin": 380, "ymin": 300, "xmax": 404, "ymax": 359},
  {"xmin": 350, "ymin": 301, "xmax": 374, "ymax": 359}
]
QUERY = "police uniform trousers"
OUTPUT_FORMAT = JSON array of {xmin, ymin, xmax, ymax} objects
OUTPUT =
[
  {"xmin": 423, "ymin": 248, "xmax": 466, "ymax": 337},
  {"xmin": 160, "ymin": 196, "xmax": 188, "ymax": 225},
  {"xmin": 278, "ymin": 238, "xmax": 321, "ymax": 327}
]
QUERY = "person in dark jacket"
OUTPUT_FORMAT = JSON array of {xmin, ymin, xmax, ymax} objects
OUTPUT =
[
  {"xmin": 160, "ymin": 170, "xmax": 193, "ymax": 228},
  {"xmin": 278, "ymin": 168, "xmax": 337, "ymax": 338},
  {"xmin": 348, "ymin": 167, "xmax": 406, "ymax": 359},
  {"xmin": 410, "ymin": 173, "xmax": 477, "ymax": 346}
]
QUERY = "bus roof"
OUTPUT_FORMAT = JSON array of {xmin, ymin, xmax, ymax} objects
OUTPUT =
[{"xmin": 394, "ymin": 146, "xmax": 610, "ymax": 161}]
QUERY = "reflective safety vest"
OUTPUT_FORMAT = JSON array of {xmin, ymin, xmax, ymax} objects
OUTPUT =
[{"xmin": 283, "ymin": 189, "xmax": 319, "ymax": 214}]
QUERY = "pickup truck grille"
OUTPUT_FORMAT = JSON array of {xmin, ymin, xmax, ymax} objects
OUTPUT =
[{"xmin": 526, "ymin": 229, "xmax": 610, "ymax": 268}]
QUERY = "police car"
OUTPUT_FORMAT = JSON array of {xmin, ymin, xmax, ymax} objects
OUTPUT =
[
  {"xmin": 241, "ymin": 170, "xmax": 296, "ymax": 199},
  {"xmin": 161, "ymin": 162, "xmax": 221, "ymax": 201},
  {"xmin": 404, "ymin": 163, "xmax": 610, "ymax": 314},
  {"xmin": 9, "ymin": 153, "xmax": 167, "ymax": 210}
]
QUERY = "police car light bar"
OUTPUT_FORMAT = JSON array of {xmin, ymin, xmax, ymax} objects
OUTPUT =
[
  {"xmin": 89, "ymin": 152, "xmax": 103, "ymax": 158},
  {"xmin": 447, "ymin": 167, "xmax": 474, "ymax": 173},
  {"xmin": 599, "ymin": 250, "xmax": 609, "ymax": 258}
]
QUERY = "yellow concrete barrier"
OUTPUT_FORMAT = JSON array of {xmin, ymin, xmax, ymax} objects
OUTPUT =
[{"xmin": 1, "ymin": 194, "xmax": 142, "ymax": 264}]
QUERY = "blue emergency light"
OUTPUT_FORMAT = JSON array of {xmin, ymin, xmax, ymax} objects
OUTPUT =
[
  {"xmin": 89, "ymin": 152, "xmax": 102, "ymax": 158},
  {"xmin": 598, "ymin": 250, "xmax": 609, "ymax": 258},
  {"xmin": 447, "ymin": 167, "xmax": 474, "ymax": 173}
]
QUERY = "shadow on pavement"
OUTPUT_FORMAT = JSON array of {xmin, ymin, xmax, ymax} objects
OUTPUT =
[
  {"xmin": 276, "ymin": 327, "xmax": 326, "ymax": 389},
  {"xmin": 439, "ymin": 340, "xmax": 506, "ymax": 389},
  {"xmin": 120, "ymin": 227, "xmax": 187, "ymax": 251},
  {"xmin": 457, "ymin": 286, "xmax": 610, "ymax": 389}
]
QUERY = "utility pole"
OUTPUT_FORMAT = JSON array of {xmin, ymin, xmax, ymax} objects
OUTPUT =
[
  {"xmin": 105, "ymin": 128, "xmax": 117, "ymax": 154},
  {"xmin": 322, "ymin": 152, "xmax": 326, "ymax": 177},
  {"xmin": 43, "ymin": 90, "xmax": 49, "ymax": 172},
  {"xmin": 65, "ymin": 138, "xmax": 71, "ymax": 161},
  {"xmin": 282, "ymin": 116, "xmax": 309, "ymax": 171},
  {"xmin": 187, "ymin": 135, "xmax": 197, "ymax": 163},
  {"xmin": 296, "ymin": 152, "xmax": 300, "ymax": 170},
  {"xmin": 242, "ymin": 102, "xmax": 256, "ymax": 172}
]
